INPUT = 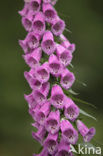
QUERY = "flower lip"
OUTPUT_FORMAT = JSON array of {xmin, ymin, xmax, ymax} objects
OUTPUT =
[
  {"xmin": 84, "ymin": 127, "xmax": 96, "ymax": 142},
  {"xmin": 22, "ymin": 17, "xmax": 32, "ymax": 32},
  {"xmin": 66, "ymin": 106, "xmax": 78, "ymax": 120},
  {"xmin": 36, "ymin": 63, "xmax": 50, "ymax": 83},
  {"xmin": 42, "ymin": 40, "xmax": 55, "ymax": 55},
  {"xmin": 52, "ymin": 94, "xmax": 64, "ymax": 106},
  {"xmin": 33, "ymin": 20, "xmax": 44, "ymax": 31},
  {"xmin": 60, "ymin": 69, "xmax": 75, "ymax": 89},
  {"xmin": 27, "ymin": 34, "xmax": 38, "ymax": 49},
  {"xmin": 63, "ymin": 128, "xmax": 77, "ymax": 144},
  {"xmin": 45, "ymin": 9, "xmax": 55, "ymax": 19},
  {"xmin": 43, "ymin": 3, "xmax": 57, "ymax": 23},
  {"xmin": 41, "ymin": 31, "xmax": 56, "ymax": 55},
  {"xmin": 32, "ymin": 12, "xmax": 45, "ymax": 34},
  {"xmin": 76, "ymin": 120, "xmax": 96, "ymax": 142},
  {"xmin": 60, "ymin": 50, "xmax": 72, "ymax": 66},
  {"xmin": 30, "ymin": 0, "xmax": 40, "ymax": 12},
  {"xmin": 33, "ymin": 90, "xmax": 46, "ymax": 104},
  {"xmin": 52, "ymin": 18, "xmax": 65, "ymax": 36},
  {"xmin": 44, "ymin": 133, "xmax": 58, "ymax": 154},
  {"xmin": 49, "ymin": 54, "xmax": 62, "ymax": 77}
]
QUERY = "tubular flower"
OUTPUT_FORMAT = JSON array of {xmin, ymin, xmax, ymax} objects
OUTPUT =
[
  {"xmin": 60, "ymin": 68, "xmax": 75, "ymax": 89},
  {"xmin": 64, "ymin": 97, "xmax": 80, "ymax": 122},
  {"xmin": 61, "ymin": 120, "xmax": 78, "ymax": 145},
  {"xmin": 19, "ymin": 0, "xmax": 96, "ymax": 155},
  {"xmin": 51, "ymin": 85, "xmax": 65, "ymax": 109},
  {"xmin": 76, "ymin": 120, "xmax": 96, "ymax": 142},
  {"xmin": 45, "ymin": 110, "xmax": 60, "ymax": 134},
  {"xmin": 41, "ymin": 31, "xmax": 56, "ymax": 55}
]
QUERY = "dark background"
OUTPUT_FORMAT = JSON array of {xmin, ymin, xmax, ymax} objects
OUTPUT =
[{"xmin": 0, "ymin": 0, "xmax": 103, "ymax": 155}]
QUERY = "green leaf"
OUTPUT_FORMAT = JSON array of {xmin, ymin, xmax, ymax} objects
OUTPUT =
[
  {"xmin": 76, "ymin": 80, "xmax": 87, "ymax": 87},
  {"xmin": 70, "ymin": 96, "xmax": 97, "ymax": 109},
  {"xmin": 80, "ymin": 109, "xmax": 97, "ymax": 121},
  {"xmin": 69, "ymin": 89, "xmax": 79, "ymax": 95}
]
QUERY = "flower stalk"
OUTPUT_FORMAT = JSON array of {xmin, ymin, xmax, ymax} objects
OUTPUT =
[{"xmin": 19, "ymin": 0, "xmax": 96, "ymax": 155}]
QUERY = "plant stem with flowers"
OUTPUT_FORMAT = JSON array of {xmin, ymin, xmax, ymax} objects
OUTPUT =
[{"xmin": 19, "ymin": 0, "xmax": 96, "ymax": 155}]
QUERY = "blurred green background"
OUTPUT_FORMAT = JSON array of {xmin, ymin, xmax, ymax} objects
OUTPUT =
[{"xmin": 0, "ymin": 0, "xmax": 103, "ymax": 155}]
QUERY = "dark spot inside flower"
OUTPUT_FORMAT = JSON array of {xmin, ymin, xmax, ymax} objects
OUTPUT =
[
  {"xmin": 33, "ymin": 21, "xmax": 44, "ymax": 31},
  {"xmin": 60, "ymin": 51, "xmax": 71, "ymax": 65},
  {"xmin": 38, "ymin": 112, "xmax": 45, "ymax": 122},
  {"xmin": 52, "ymin": 94, "xmax": 63, "ymax": 105},
  {"xmin": 53, "ymin": 21, "xmax": 63, "ymax": 32},
  {"xmin": 84, "ymin": 128, "xmax": 95, "ymax": 142},
  {"xmin": 24, "ymin": 19, "xmax": 32, "ymax": 30},
  {"xmin": 67, "ymin": 106, "xmax": 75, "ymax": 118},
  {"xmin": 46, "ymin": 140, "xmax": 56, "ymax": 153},
  {"xmin": 49, "ymin": 63, "xmax": 60, "ymax": 73},
  {"xmin": 31, "ymin": 1, "xmax": 39, "ymax": 11},
  {"xmin": 43, "ymin": 40, "xmax": 54, "ymax": 51},
  {"xmin": 63, "ymin": 75, "xmax": 70, "ymax": 85},
  {"xmin": 28, "ymin": 35, "xmax": 38, "ymax": 49},
  {"xmin": 45, "ymin": 10, "xmax": 55, "ymax": 20},
  {"xmin": 37, "ymin": 69, "xmax": 48, "ymax": 79},
  {"xmin": 33, "ymin": 80, "xmax": 41, "ymax": 87},
  {"xmin": 64, "ymin": 129, "xmax": 74, "ymax": 139},
  {"xmin": 28, "ymin": 57, "xmax": 37, "ymax": 65},
  {"xmin": 47, "ymin": 119, "xmax": 58, "ymax": 127},
  {"xmin": 36, "ymin": 91, "xmax": 45, "ymax": 102}
]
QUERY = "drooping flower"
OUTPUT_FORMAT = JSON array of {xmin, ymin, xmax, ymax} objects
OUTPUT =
[
  {"xmin": 33, "ymin": 89, "xmax": 47, "ymax": 106},
  {"xmin": 24, "ymin": 92, "xmax": 37, "ymax": 109},
  {"xmin": 19, "ymin": 32, "xmax": 40, "ymax": 54},
  {"xmin": 60, "ymin": 68, "xmax": 75, "ymax": 89},
  {"xmin": 22, "ymin": 13, "xmax": 33, "ymax": 32},
  {"xmin": 77, "ymin": 120, "xmax": 96, "ymax": 142},
  {"xmin": 61, "ymin": 119, "xmax": 78, "ymax": 144},
  {"xmin": 41, "ymin": 31, "xmax": 56, "ymax": 55},
  {"xmin": 35, "ymin": 62, "xmax": 50, "ymax": 83},
  {"xmin": 45, "ymin": 110, "xmax": 60, "ymax": 134},
  {"xmin": 29, "ymin": 76, "xmax": 42, "ymax": 89},
  {"xmin": 23, "ymin": 47, "xmax": 42, "ymax": 68},
  {"xmin": 30, "ymin": 0, "xmax": 41, "ymax": 14},
  {"xmin": 36, "ymin": 101, "xmax": 51, "ymax": 125},
  {"xmin": 51, "ymin": 16, "xmax": 65, "ymax": 36},
  {"xmin": 55, "ymin": 138, "xmax": 73, "ymax": 156},
  {"xmin": 60, "ymin": 34, "xmax": 76, "ymax": 53},
  {"xmin": 32, "ymin": 12, "xmax": 45, "ymax": 35},
  {"xmin": 43, "ymin": 3, "xmax": 57, "ymax": 24},
  {"xmin": 40, "ymin": 82, "xmax": 50, "ymax": 97},
  {"xmin": 43, "ymin": 133, "xmax": 58, "ymax": 154},
  {"xmin": 49, "ymin": 54, "xmax": 62, "ymax": 77},
  {"xmin": 64, "ymin": 97, "xmax": 80, "ymax": 121},
  {"xmin": 18, "ymin": 2, "xmax": 30, "ymax": 17},
  {"xmin": 32, "ymin": 125, "xmax": 46, "ymax": 144},
  {"xmin": 51, "ymin": 85, "xmax": 65, "ymax": 109},
  {"xmin": 56, "ymin": 44, "xmax": 72, "ymax": 66}
]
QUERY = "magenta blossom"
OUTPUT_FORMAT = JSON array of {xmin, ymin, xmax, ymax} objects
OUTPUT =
[
  {"xmin": 43, "ymin": 133, "xmax": 58, "ymax": 154},
  {"xmin": 61, "ymin": 120, "xmax": 78, "ymax": 144},
  {"xmin": 45, "ymin": 110, "xmax": 60, "ymax": 134},
  {"xmin": 64, "ymin": 97, "xmax": 80, "ymax": 121},
  {"xmin": 60, "ymin": 68, "xmax": 75, "ymax": 89},
  {"xmin": 77, "ymin": 120, "xmax": 96, "ymax": 142},
  {"xmin": 41, "ymin": 31, "xmax": 56, "ymax": 55},
  {"xmin": 51, "ymin": 85, "xmax": 65, "ymax": 109}
]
